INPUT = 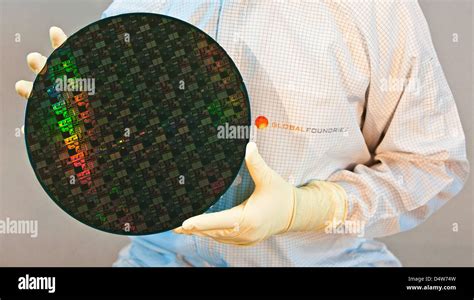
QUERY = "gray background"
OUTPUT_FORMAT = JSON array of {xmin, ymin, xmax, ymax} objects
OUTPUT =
[{"xmin": 0, "ymin": 0, "xmax": 472, "ymax": 266}]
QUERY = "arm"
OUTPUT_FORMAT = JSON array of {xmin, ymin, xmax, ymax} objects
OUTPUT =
[{"xmin": 328, "ymin": 0, "xmax": 469, "ymax": 237}]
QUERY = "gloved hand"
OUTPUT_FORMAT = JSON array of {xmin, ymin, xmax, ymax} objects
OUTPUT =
[
  {"xmin": 15, "ymin": 27, "xmax": 68, "ymax": 99},
  {"xmin": 174, "ymin": 142, "xmax": 348, "ymax": 246}
]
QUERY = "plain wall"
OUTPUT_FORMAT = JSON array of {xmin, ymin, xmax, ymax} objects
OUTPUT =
[{"xmin": 0, "ymin": 0, "xmax": 472, "ymax": 266}]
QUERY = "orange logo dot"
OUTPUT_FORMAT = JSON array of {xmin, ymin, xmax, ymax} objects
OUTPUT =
[{"xmin": 255, "ymin": 116, "xmax": 268, "ymax": 129}]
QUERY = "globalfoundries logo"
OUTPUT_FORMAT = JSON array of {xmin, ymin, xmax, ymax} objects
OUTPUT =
[
  {"xmin": 271, "ymin": 121, "xmax": 348, "ymax": 134},
  {"xmin": 255, "ymin": 115, "xmax": 269, "ymax": 129},
  {"xmin": 216, "ymin": 115, "xmax": 348, "ymax": 139},
  {"xmin": 256, "ymin": 115, "xmax": 348, "ymax": 135}
]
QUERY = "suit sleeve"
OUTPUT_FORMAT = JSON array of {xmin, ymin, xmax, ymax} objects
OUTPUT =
[{"xmin": 328, "ymin": 0, "xmax": 469, "ymax": 237}]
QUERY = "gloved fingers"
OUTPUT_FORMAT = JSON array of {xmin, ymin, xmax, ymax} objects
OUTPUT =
[
  {"xmin": 15, "ymin": 80, "xmax": 33, "ymax": 99},
  {"xmin": 50, "ymin": 26, "xmax": 67, "ymax": 49},
  {"xmin": 245, "ymin": 142, "xmax": 273, "ymax": 186},
  {"xmin": 197, "ymin": 231, "xmax": 264, "ymax": 246},
  {"xmin": 27, "ymin": 52, "xmax": 47, "ymax": 74},
  {"xmin": 181, "ymin": 205, "xmax": 243, "ymax": 231},
  {"xmin": 174, "ymin": 227, "xmax": 239, "ymax": 240},
  {"xmin": 173, "ymin": 227, "xmax": 186, "ymax": 234},
  {"xmin": 15, "ymin": 27, "xmax": 66, "ymax": 99},
  {"xmin": 174, "ymin": 226, "xmax": 261, "ymax": 246}
]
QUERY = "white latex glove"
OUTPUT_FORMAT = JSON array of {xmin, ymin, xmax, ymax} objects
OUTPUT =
[
  {"xmin": 174, "ymin": 142, "xmax": 347, "ymax": 246},
  {"xmin": 15, "ymin": 27, "xmax": 68, "ymax": 99}
]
